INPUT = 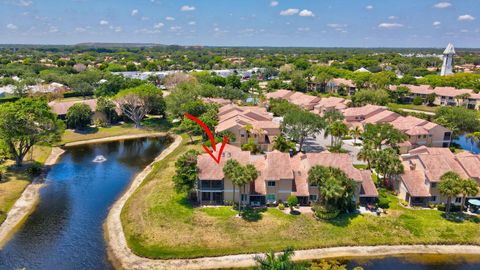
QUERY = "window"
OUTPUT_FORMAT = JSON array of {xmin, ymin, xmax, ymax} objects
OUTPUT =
[
  {"xmin": 241, "ymin": 194, "xmax": 248, "ymax": 202},
  {"xmin": 430, "ymin": 196, "xmax": 437, "ymax": 202},
  {"xmin": 267, "ymin": 181, "xmax": 276, "ymax": 187},
  {"xmin": 431, "ymin": 183, "xmax": 437, "ymax": 188},
  {"xmin": 266, "ymin": 194, "xmax": 276, "ymax": 202},
  {"xmin": 201, "ymin": 192, "xmax": 211, "ymax": 201},
  {"xmin": 310, "ymin": 183, "xmax": 317, "ymax": 187},
  {"xmin": 455, "ymin": 197, "xmax": 462, "ymax": 203},
  {"xmin": 309, "ymin": 195, "xmax": 318, "ymax": 202},
  {"xmin": 241, "ymin": 134, "xmax": 245, "ymax": 138}
]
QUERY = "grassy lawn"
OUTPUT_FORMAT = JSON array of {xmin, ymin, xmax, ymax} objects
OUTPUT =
[
  {"xmin": 0, "ymin": 145, "xmax": 52, "ymax": 224},
  {"xmin": 121, "ymin": 134, "xmax": 480, "ymax": 260},
  {"xmin": 388, "ymin": 103, "xmax": 438, "ymax": 113},
  {"xmin": 61, "ymin": 118, "xmax": 172, "ymax": 144}
]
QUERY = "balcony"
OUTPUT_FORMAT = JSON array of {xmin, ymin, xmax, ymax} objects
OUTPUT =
[{"xmin": 200, "ymin": 180, "xmax": 224, "ymax": 191}]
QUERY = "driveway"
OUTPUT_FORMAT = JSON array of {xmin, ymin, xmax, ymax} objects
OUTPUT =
[{"xmin": 302, "ymin": 131, "xmax": 366, "ymax": 165}]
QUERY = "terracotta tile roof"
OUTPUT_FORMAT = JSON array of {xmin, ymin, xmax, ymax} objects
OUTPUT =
[
  {"xmin": 401, "ymin": 170, "xmax": 431, "ymax": 197},
  {"xmin": 417, "ymin": 154, "xmax": 468, "ymax": 181},
  {"xmin": 302, "ymin": 153, "xmax": 363, "ymax": 182},
  {"xmin": 265, "ymin": 89, "xmax": 294, "ymax": 100},
  {"xmin": 48, "ymin": 99, "xmax": 97, "ymax": 115},
  {"xmin": 287, "ymin": 92, "xmax": 321, "ymax": 108},
  {"xmin": 314, "ymin": 97, "xmax": 349, "ymax": 110},
  {"xmin": 251, "ymin": 155, "xmax": 267, "ymax": 195},
  {"xmin": 434, "ymin": 86, "xmax": 471, "ymax": 97},
  {"xmin": 363, "ymin": 110, "xmax": 400, "ymax": 124},
  {"xmin": 391, "ymin": 84, "xmax": 434, "ymax": 95},
  {"xmin": 197, "ymin": 144, "xmax": 250, "ymax": 180},
  {"xmin": 455, "ymin": 152, "xmax": 480, "ymax": 178},
  {"xmin": 201, "ymin": 97, "xmax": 232, "ymax": 106},
  {"xmin": 331, "ymin": 78, "xmax": 355, "ymax": 88},
  {"xmin": 343, "ymin": 104, "xmax": 385, "ymax": 118},
  {"xmin": 265, "ymin": 151, "xmax": 294, "ymax": 180},
  {"xmin": 405, "ymin": 126, "xmax": 429, "ymax": 136},
  {"xmin": 216, "ymin": 104, "xmax": 279, "ymax": 134},
  {"xmin": 359, "ymin": 170, "xmax": 378, "ymax": 197},
  {"xmin": 289, "ymin": 155, "xmax": 309, "ymax": 196},
  {"xmin": 390, "ymin": 116, "xmax": 428, "ymax": 131}
]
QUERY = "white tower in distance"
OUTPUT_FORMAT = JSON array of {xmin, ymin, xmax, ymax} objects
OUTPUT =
[{"xmin": 440, "ymin": 43, "xmax": 455, "ymax": 76}]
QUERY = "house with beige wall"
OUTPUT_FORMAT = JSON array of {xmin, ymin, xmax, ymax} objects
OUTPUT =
[
  {"xmin": 196, "ymin": 144, "xmax": 378, "ymax": 206},
  {"xmin": 216, "ymin": 104, "xmax": 281, "ymax": 151},
  {"xmin": 398, "ymin": 146, "xmax": 480, "ymax": 207}
]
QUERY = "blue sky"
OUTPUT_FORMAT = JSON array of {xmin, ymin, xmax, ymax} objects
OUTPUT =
[{"xmin": 0, "ymin": 0, "xmax": 479, "ymax": 47}]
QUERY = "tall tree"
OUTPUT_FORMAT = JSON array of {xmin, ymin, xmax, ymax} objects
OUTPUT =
[
  {"xmin": 324, "ymin": 121, "xmax": 348, "ymax": 147},
  {"xmin": 173, "ymin": 150, "xmax": 200, "ymax": 198},
  {"xmin": 282, "ymin": 109, "xmax": 325, "ymax": 152},
  {"xmin": 0, "ymin": 98, "xmax": 64, "ymax": 166},
  {"xmin": 438, "ymin": 171, "xmax": 462, "ymax": 216},
  {"xmin": 349, "ymin": 126, "xmax": 362, "ymax": 145},
  {"xmin": 254, "ymin": 247, "xmax": 306, "ymax": 270},
  {"xmin": 66, "ymin": 103, "xmax": 93, "ymax": 130},
  {"xmin": 223, "ymin": 159, "xmax": 243, "ymax": 211},
  {"xmin": 357, "ymin": 142, "xmax": 376, "ymax": 169},
  {"xmin": 115, "ymin": 84, "xmax": 165, "ymax": 128}
]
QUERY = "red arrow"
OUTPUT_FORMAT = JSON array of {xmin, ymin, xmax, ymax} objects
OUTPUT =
[{"xmin": 184, "ymin": 114, "xmax": 229, "ymax": 164}]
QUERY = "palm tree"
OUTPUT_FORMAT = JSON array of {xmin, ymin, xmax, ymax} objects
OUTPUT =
[
  {"xmin": 223, "ymin": 159, "xmax": 242, "ymax": 210},
  {"xmin": 459, "ymin": 178, "xmax": 479, "ymax": 213},
  {"xmin": 244, "ymin": 124, "xmax": 253, "ymax": 139},
  {"xmin": 319, "ymin": 175, "xmax": 345, "ymax": 209},
  {"xmin": 455, "ymin": 93, "xmax": 471, "ymax": 107},
  {"xmin": 327, "ymin": 121, "xmax": 349, "ymax": 147},
  {"xmin": 254, "ymin": 247, "xmax": 306, "ymax": 270},
  {"xmin": 349, "ymin": 126, "xmax": 362, "ymax": 145},
  {"xmin": 438, "ymin": 171, "xmax": 462, "ymax": 216},
  {"xmin": 240, "ymin": 164, "xmax": 258, "ymax": 212},
  {"xmin": 357, "ymin": 142, "xmax": 376, "ymax": 169}
]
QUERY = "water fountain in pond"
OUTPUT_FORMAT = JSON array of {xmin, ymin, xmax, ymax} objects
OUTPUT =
[{"xmin": 93, "ymin": 155, "xmax": 107, "ymax": 163}]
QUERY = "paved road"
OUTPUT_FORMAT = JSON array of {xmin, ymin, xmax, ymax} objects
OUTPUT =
[{"xmin": 302, "ymin": 131, "xmax": 366, "ymax": 165}]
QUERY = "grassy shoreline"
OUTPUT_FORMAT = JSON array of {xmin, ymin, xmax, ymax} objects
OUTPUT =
[
  {"xmin": 0, "ymin": 118, "xmax": 170, "ymax": 225},
  {"xmin": 121, "ymin": 134, "xmax": 480, "ymax": 260}
]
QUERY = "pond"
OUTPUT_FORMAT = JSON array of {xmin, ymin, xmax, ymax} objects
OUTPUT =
[
  {"xmin": 320, "ymin": 254, "xmax": 480, "ymax": 270},
  {"xmin": 0, "ymin": 137, "xmax": 170, "ymax": 270},
  {"xmin": 454, "ymin": 134, "xmax": 480, "ymax": 154}
]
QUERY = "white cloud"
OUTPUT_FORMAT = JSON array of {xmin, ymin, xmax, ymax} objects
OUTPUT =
[
  {"xmin": 458, "ymin": 14, "xmax": 475, "ymax": 21},
  {"xmin": 327, "ymin": 23, "xmax": 348, "ymax": 30},
  {"xmin": 165, "ymin": 16, "xmax": 175, "ymax": 21},
  {"xmin": 297, "ymin": 27, "xmax": 310, "ymax": 32},
  {"xmin": 388, "ymin": 16, "xmax": 398, "ymax": 20},
  {"xmin": 270, "ymin": 1, "xmax": 279, "ymax": 7},
  {"xmin": 299, "ymin": 9, "xmax": 314, "ymax": 17},
  {"xmin": 131, "ymin": 9, "xmax": 139, "ymax": 16},
  {"xmin": 153, "ymin": 22, "xmax": 164, "ymax": 29},
  {"xmin": 99, "ymin": 20, "xmax": 109, "ymax": 25},
  {"xmin": 6, "ymin": 23, "xmax": 17, "ymax": 30},
  {"xmin": 48, "ymin": 26, "xmax": 59, "ymax": 33},
  {"xmin": 113, "ymin": 26, "xmax": 122, "ymax": 32},
  {"xmin": 14, "ymin": 0, "xmax": 32, "ymax": 7},
  {"xmin": 180, "ymin": 5, "xmax": 195, "ymax": 11},
  {"xmin": 75, "ymin": 27, "xmax": 87, "ymax": 33},
  {"xmin": 433, "ymin": 21, "xmax": 441, "ymax": 26},
  {"xmin": 433, "ymin": 2, "xmax": 452, "ymax": 9},
  {"xmin": 188, "ymin": 21, "xmax": 196, "ymax": 25},
  {"xmin": 365, "ymin": 5, "xmax": 373, "ymax": 10},
  {"xmin": 169, "ymin": 26, "xmax": 182, "ymax": 32},
  {"xmin": 141, "ymin": 16, "xmax": 149, "ymax": 21},
  {"xmin": 378, "ymin": 22, "xmax": 404, "ymax": 29},
  {"xmin": 460, "ymin": 29, "xmax": 469, "ymax": 33},
  {"xmin": 280, "ymin": 8, "xmax": 299, "ymax": 16}
]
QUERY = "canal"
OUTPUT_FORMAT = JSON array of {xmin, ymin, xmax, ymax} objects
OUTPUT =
[{"xmin": 0, "ymin": 137, "xmax": 169, "ymax": 270}]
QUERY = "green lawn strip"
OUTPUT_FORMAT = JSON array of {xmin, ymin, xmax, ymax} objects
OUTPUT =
[
  {"xmin": 387, "ymin": 103, "xmax": 438, "ymax": 113},
  {"xmin": 61, "ymin": 118, "xmax": 171, "ymax": 144},
  {"xmin": 0, "ymin": 145, "xmax": 52, "ymax": 224},
  {"xmin": 121, "ymin": 134, "xmax": 480, "ymax": 260}
]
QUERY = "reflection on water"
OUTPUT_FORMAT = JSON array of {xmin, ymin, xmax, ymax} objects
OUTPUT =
[
  {"xmin": 0, "ymin": 137, "xmax": 169, "ymax": 270},
  {"xmin": 454, "ymin": 134, "xmax": 480, "ymax": 154}
]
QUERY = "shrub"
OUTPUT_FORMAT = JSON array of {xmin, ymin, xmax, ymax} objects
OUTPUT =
[
  {"xmin": 437, "ymin": 203, "xmax": 446, "ymax": 211},
  {"xmin": 312, "ymin": 204, "xmax": 340, "ymax": 220},
  {"xmin": 278, "ymin": 203, "xmax": 285, "ymax": 210},
  {"xmin": 26, "ymin": 162, "xmax": 42, "ymax": 177},
  {"xmin": 377, "ymin": 196, "xmax": 391, "ymax": 209},
  {"xmin": 428, "ymin": 203, "xmax": 437, "ymax": 209},
  {"xmin": 287, "ymin": 195, "xmax": 299, "ymax": 212},
  {"xmin": 400, "ymin": 199, "xmax": 409, "ymax": 207},
  {"xmin": 412, "ymin": 96, "xmax": 423, "ymax": 105}
]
